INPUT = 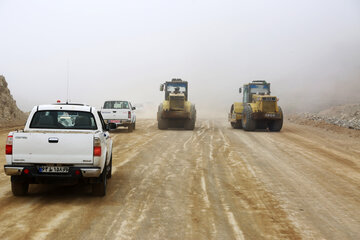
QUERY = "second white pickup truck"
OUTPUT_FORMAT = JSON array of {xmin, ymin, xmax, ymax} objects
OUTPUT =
[
  {"xmin": 101, "ymin": 100, "xmax": 136, "ymax": 132},
  {"xmin": 4, "ymin": 103, "xmax": 114, "ymax": 196}
]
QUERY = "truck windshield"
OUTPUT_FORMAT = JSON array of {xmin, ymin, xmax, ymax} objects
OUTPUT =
[
  {"xmin": 250, "ymin": 84, "xmax": 270, "ymax": 94},
  {"xmin": 103, "ymin": 101, "xmax": 129, "ymax": 109},
  {"xmin": 166, "ymin": 83, "xmax": 187, "ymax": 93},
  {"xmin": 30, "ymin": 111, "xmax": 97, "ymax": 130}
]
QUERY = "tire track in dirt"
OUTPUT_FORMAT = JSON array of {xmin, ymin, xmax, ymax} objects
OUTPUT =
[
  {"xmin": 226, "ymin": 121, "xmax": 360, "ymax": 239},
  {"xmin": 208, "ymin": 121, "xmax": 301, "ymax": 239},
  {"xmin": 100, "ymin": 124, "xmax": 197, "ymax": 239},
  {"xmin": 0, "ymin": 120, "xmax": 358, "ymax": 239},
  {"xmin": 187, "ymin": 120, "xmax": 218, "ymax": 239}
]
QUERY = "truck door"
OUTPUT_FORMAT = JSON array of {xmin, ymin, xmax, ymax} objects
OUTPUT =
[{"xmin": 97, "ymin": 111, "xmax": 111, "ymax": 164}]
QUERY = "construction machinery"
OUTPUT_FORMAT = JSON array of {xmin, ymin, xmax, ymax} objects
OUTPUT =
[
  {"xmin": 157, "ymin": 78, "xmax": 196, "ymax": 130},
  {"xmin": 228, "ymin": 80, "xmax": 283, "ymax": 131}
]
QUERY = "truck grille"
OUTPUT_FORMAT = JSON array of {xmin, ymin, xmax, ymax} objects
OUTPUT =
[
  {"xmin": 262, "ymin": 97, "xmax": 276, "ymax": 101},
  {"xmin": 170, "ymin": 96, "xmax": 185, "ymax": 110},
  {"xmin": 262, "ymin": 101, "xmax": 276, "ymax": 112}
]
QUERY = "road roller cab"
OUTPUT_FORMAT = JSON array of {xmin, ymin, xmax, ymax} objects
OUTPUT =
[
  {"xmin": 229, "ymin": 80, "xmax": 283, "ymax": 131},
  {"xmin": 157, "ymin": 78, "xmax": 196, "ymax": 130}
]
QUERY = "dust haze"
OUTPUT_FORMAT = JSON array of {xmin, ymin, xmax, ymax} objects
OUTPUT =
[{"xmin": 1, "ymin": 0, "xmax": 359, "ymax": 118}]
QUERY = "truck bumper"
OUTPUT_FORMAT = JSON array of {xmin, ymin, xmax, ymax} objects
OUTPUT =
[
  {"xmin": 252, "ymin": 112, "xmax": 282, "ymax": 119},
  {"xmin": 4, "ymin": 165, "xmax": 101, "ymax": 178},
  {"xmin": 105, "ymin": 119, "xmax": 132, "ymax": 127},
  {"xmin": 4, "ymin": 166, "xmax": 24, "ymax": 175}
]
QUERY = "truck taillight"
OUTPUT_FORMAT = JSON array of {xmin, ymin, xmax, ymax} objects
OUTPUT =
[
  {"xmin": 6, "ymin": 135, "xmax": 13, "ymax": 155},
  {"xmin": 93, "ymin": 137, "xmax": 101, "ymax": 157},
  {"xmin": 128, "ymin": 111, "xmax": 131, "ymax": 119}
]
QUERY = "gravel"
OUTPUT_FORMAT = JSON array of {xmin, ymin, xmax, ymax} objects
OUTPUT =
[{"xmin": 288, "ymin": 104, "xmax": 360, "ymax": 130}]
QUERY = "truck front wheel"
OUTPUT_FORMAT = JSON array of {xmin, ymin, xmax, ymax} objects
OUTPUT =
[
  {"xmin": 158, "ymin": 119, "xmax": 169, "ymax": 130},
  {"xmin": 242, "ymin": 105, "xmax": 256, "ymax": 131},
  {"xmin": 268, "ymin": 107, "xmax": 283, "ymax": 132},
  {"xmin": 184, "ymin": 106, "xmax": 196, "ymax": 130},
  {"xmin": 230, "ymin": 104, "xmax": 242, "ymax": 129},
  {"xmin": 11, "ymin": 177, "xmax": 29, "ymax": 196},
  {"xmin": 184, "ymin": 118, "xmax": 195, "ymax": 130},
  {"xmin": 231, "ymin": 121, "xmax": 242, "ymax": 129}
]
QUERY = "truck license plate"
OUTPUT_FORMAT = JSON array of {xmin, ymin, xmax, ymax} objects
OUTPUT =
[
  {"xmin": 109, "ymin": 120, "xmax": 120, "ymax": 123},
  {"xmin": 38, "ymin": 166, "xmax": 69, "ymax": 173}
]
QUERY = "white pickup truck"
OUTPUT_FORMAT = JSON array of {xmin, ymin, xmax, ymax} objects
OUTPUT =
[
  {"xmin": 101, "ymin": 100, "xmax": 136, "ymax": 132},
  {"xmin": 4, "ymin": 103, "xmax": 114, "ymax": 196}
]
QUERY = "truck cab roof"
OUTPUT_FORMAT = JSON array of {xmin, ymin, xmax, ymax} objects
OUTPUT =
[
  {"xmin": 104, "ymin": 100, "xmax": 130, "ymax": 102},
  {"xmin": 35, "ymin": 103, "xmax": 93, "ymax": 112}
]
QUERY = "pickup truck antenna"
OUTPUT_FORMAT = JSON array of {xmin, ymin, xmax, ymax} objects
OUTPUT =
[{"xmin": 66, "ymin": 59, "xmax": 70, "ymax": 104}]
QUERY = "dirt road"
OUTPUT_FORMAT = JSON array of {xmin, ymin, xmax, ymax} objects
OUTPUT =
[{"xmin": 0, "ymin": 119, "xmax": 359, "ymax": 239}]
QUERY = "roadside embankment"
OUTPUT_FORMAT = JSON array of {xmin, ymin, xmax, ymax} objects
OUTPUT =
[{"xmin": 0, "ymin": 75, "xmax": 26, "ymax": 128}]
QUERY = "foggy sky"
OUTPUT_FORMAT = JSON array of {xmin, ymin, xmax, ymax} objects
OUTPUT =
[{"xmin": 1, "ymin": 0, "xmax": 359, "ymax": 118}]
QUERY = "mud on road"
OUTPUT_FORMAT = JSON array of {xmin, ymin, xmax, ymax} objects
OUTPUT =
[{"xmin": 0, "ymin": 120, "xmax": 359, "ymax": 239}]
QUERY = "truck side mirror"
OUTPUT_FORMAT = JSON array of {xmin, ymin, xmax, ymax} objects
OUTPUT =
[
  {"xmin": 132, "ymin": 107, "xmax": 136, "ymax": 110},
  {"xmin": 107, "ymin": 123, "xmax": 116, "ymax": 130},
  {"xmin": 160, "ymin": 84, "xmax": 164, "ymax": 91},
  {"xmin": 239, "ymin": 88, "xmax": 242, "ymax": 93}
]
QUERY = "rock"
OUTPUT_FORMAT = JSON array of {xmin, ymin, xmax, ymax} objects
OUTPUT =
[
  {"xmin": 0, "ymin": 75, "xmax": 27, "ymax": 127},
  {"xmin": 289, "ymin": 104, "xmax": 360, "ymax": 130}
]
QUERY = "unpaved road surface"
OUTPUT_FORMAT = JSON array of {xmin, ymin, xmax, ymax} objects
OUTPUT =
[{"xmin": 0, "ymin": 120, "xmax": 359, "ymax": 239}]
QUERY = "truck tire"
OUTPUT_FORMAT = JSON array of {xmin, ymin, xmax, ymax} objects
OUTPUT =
[
  {"xmin": 106, "ymin": 155, "xmax": 112, "ymax": 179},
  {"xmin": 230, "ymin": 104, "xmax": 242, "ymax": 129},
  {"xmin": 184, "ymin": 118, "xmax": 195, "ymax": 130},
  {"xmin": 92, "ymin": 167, "xmax": 107, "ymax": 196},
  {"xmin": 231, "ymin": 121, "xmax": 242, "ymax": 129},
  {"xmin": 242, "ymin": 105, "xmax": 256, "ymax": 131},
  {"xmin": 157, "ymin": 104, "xmax": 169, "ymax": 130},
  {"xmin": 257, "ymin": 120, "xmax": 267, "ymax": 129},
  {"xmin": 133, "ymin": 122, "xmax": 136, "ymax": 130},
  {"xmin": 157, "ymin": 104, "xmax": 163, "ymax": 121},
  {"xmin": 128, "ymin": 123, "xmax": 133, "ymax": 132},
  {"xmin": 11, "ymin": 177, "xmax": 29, "ymax": 196},
  {"xmin": 268, "ymin": 107, "xmax": 283, "ymax": 132},
  {"xmin": 184, "ymin": 105, "xmax": 196, "ymax": 130},
  {"xmin": 158, "ymin": 119, "xmax": 169, "ymax": 130}
]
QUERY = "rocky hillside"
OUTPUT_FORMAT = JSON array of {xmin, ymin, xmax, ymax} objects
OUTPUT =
[
  {"xmin": 0, "ymin": 75, "xmax": 27, "ymax": 127},
  {"xmin": 288, "ymin": 104, "xmax": 360, "ymax": 130}
]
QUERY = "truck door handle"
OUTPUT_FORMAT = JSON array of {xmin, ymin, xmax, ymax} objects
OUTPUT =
[{"xmin": 48, "ymin": 137, "xmax": 59, "ymax": 143}]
